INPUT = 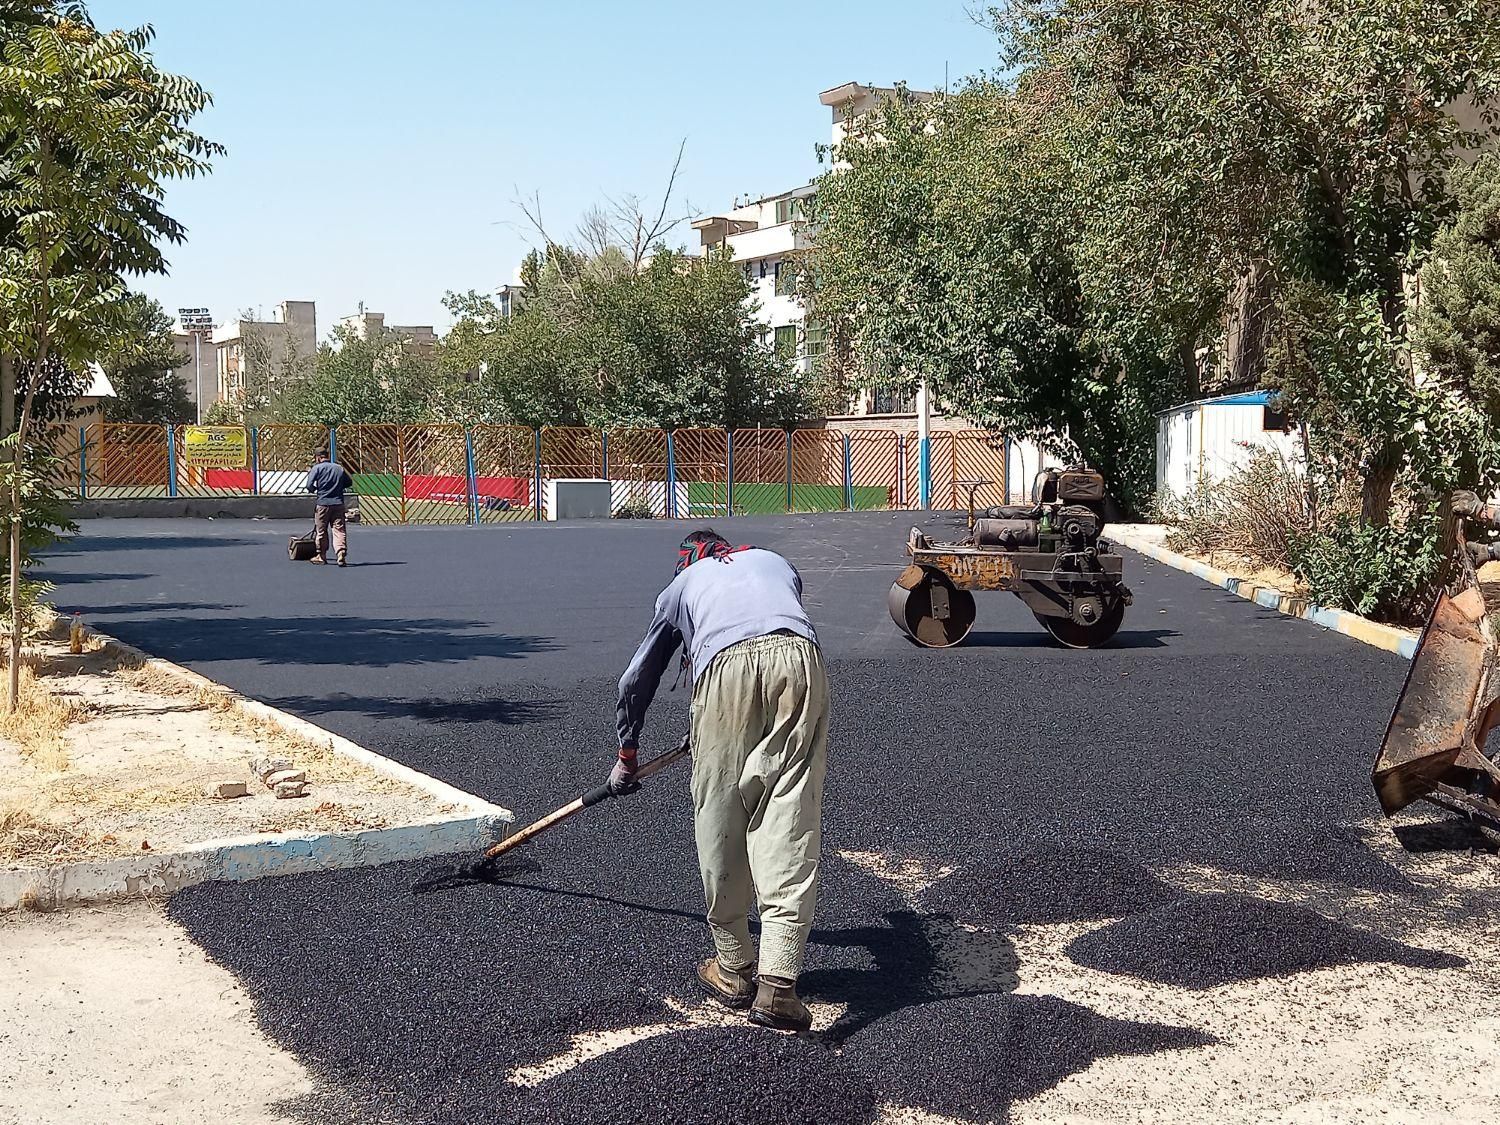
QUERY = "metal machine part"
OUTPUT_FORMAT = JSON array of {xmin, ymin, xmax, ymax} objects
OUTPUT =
[{"xmin": 1374, "ymin": 515, "xmax": 1500, "ymax": 836}]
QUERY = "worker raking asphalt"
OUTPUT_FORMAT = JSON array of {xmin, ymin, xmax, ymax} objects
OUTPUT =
[{"xmin": 43, "ymin": 513, "xmax": 1500, "ymax": 1123}]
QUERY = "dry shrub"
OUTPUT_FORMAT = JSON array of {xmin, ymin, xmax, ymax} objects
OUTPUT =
[
  {"xmin": 0, "ymin": 800, "xmax": 74, "ymax": 863},
  {"xmin": 1159, "ymin": 446, "xmax": 1313, "ymax": 570},
  {"xmin": 0, "ymin": 664, "xmax": 84, "ymax": 771}
]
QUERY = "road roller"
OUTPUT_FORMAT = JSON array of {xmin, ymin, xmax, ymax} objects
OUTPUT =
[{"xmin": 888, "ymin": 465, "xmax": 1133, "ymax": 648}]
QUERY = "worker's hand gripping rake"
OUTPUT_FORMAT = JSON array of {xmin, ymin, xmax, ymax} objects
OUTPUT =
[{"xmin": 1373, "ymin": 519, "xmax": 1500, "ymax": 833}]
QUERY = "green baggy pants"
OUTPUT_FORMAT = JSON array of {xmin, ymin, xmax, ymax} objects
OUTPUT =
[{"xmin": 690, "ymin": 631, "xmax": 829, "ymax": 981}]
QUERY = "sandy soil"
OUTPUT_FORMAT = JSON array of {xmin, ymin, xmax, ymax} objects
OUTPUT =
[
  {"xmin": 0, "ymin": 637, "xmax": 457, "ymax": 864},
  {"xmin": 0, "ymin": 902, "xmax": 314, "ymax": 1125}
]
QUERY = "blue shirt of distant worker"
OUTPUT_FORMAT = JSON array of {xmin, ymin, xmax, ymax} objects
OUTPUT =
[{"xmin": 305, "ymin": 448, "xmax": 353, "ymax": 567}]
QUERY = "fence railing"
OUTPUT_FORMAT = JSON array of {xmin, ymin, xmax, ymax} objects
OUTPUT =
[{"xmin": 45, "ymin": 423, "xmax": 1013, "ymax": 525}]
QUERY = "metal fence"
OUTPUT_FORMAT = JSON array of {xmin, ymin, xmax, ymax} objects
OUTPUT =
[{"xmin": 43, "ymin": 423, "xmax": 1014, "ymax": 525}]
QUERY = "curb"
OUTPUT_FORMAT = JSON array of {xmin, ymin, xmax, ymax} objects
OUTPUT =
[
  {"xmin": 1110, "ymin": 525, "xmax": 1419, "ymax": 660},
  {"xmin": 2, "ymin": 628, "xmax": 513, "ymax": 910}
]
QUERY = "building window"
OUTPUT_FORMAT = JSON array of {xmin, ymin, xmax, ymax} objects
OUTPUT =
[
  {"xmin": 1263, "ymin": 402, "xmax": 1290, "ymax": 431},
  {"xmin": 803, "ymin": 319, "xmax": 826, "ymax": 359},
  {"xmin": 774, "ymin": 261, "xmax": 799, "ymax": 297},
  {"xmin": 872, "ymin": 388, "xmax": 915, "ymax": 415},
  {"xmin": 774, "ymin": 325, "xmax": 798, "ymax": 360}
]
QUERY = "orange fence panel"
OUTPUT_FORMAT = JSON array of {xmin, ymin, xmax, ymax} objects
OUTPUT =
[
  {"xmin": 953, "ymin": 430, "xmax": 1008, "ymax": 512},
  {"xmin": 253, "ymin": 424, "xmax": 328, "ymax": 498},
  {"xmin": 847, "ymin": 429, "xmax": 901, "ymax": 510},
  {"xmin": 729, "ymin": 428, "xmax": 787, "ymax": 515},
  {"xmin": 672, "ymin": 428, "xmax": 729, "ymax": 519},
  {"xmin": 86, "ymin": 423, "xmax": 168, "ymax": 496},
  {"xmin": 539, "ymin": 426, "xmax": 605, "ymax": 519},
  {"xmin": 606, "ymin": 427, "xmax": 669, "ymax": 517},
  {"xmin": 469, "ymin": 424, "xmax": 537, "ymax": 522},
  {"xmin": 789, "ymin": 430, "xmax": 845, "ymax": 512},
  {"xmin": 903, "ymin": 430, "xmax": 959, "ymax": 509},
  {"xmin": 398, "ymin": 424, "xmax": 470, "ymax": 524}
]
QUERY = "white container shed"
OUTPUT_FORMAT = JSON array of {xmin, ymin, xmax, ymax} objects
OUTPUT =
[{"xmin": 1155, "ymin": 391, "xmax": 1300, "ymax": 499}]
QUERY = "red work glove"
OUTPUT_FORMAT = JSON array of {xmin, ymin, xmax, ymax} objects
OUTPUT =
[{"xmin": 607, "ymin": 746, "xmax": 641, "ymax": 796}]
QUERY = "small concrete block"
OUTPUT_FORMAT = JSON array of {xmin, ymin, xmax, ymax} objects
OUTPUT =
[
  {"xmin": 264, "ymin": 769, "xmax": 307, "ymax": 787},
  {"xmin": 205, "ymin": 781, "xmax": 250, "ymax": 800},
  {"xmin": 249, "ymin": 755, "xmax": 293, "ymax": 780},
  {"xmin": 274, "ymin": 781, "xmax": 308, "ymax": 799}
]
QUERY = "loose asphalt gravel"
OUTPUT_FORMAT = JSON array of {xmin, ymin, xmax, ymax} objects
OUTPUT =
[{"xmin": 36, "ymin": 512, "xmax": 1482, "ymax": 1124}]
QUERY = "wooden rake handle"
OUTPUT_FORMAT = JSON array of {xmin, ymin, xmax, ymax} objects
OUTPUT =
[{"xmin": 480, "ymin": 739, "xmax": 691, "ymax": 861}]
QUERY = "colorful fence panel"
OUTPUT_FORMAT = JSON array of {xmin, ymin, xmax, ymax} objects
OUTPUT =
[
  {"xmin": 468, "ymin": 424, "xmax": 537, "ymax": 522},
  {"xmin": 54, "ymin": 421, "xmax": 969, "ymax": 522},
  {"xmin": 847, "ymin": 430, "xmax": 901, "ymax": 511}
]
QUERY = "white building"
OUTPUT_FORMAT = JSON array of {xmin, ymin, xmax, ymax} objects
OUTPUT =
[{"xmin": 212, "ymin": 300, "xmax": 317, "ymax": 406}]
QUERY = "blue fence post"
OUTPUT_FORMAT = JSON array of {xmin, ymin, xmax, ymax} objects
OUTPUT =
[
  {"xmin": 533, "ymin": 428, "xmax": 543, "ymax": 520},
  {"xmin": 166, "ymin": 424, "xmax": 178, "ymax": 498},
  {"xmin": 250, "ymin": 427, "xmax": 260, "ymax": 495},
  {"xmin": 77, "ymin": 426, "xmax": 87, "ymax": 500},
  {"xmin": 328, "ymin": 426, "xmax": 338, "ymax": 463},
  {"xmin": 665, "ymin": 431, "xmax": 678, "ymax": 518},
  {"xmin": 843, "ymin": 432, "xmax": 854, "ymax": 510},
  {"xmin": 725, "ymin": 429, "xmax": 735, "ymax": 518},
  {"xmin": 464, "ymin": 428, "xmax": 479, "ymax": 526},
  {"xmin": 784, "ymin": 431, "xmax": 793, "ymax": 512}
]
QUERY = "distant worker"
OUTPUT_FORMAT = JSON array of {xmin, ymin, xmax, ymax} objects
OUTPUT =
[
  {"xmin": 612, "ymin": 529, "xmax": 829, "ymax": 1033},
  {"xmin": 305, "ymin": 447, "xmax": 353, "ymax": 567}
]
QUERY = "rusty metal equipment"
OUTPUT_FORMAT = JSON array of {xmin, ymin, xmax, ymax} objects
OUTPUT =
[
  {"xmin": 1374, "ymin": 514, "xmax": 1500, "ymax": 834},
  {"xmin": 888, "ymin": 466, "xmax": 1132, "ymax": 648}
]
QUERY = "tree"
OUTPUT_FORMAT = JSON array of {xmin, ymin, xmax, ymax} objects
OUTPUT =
[
  {"xmin": 810, "ymin": 83, "xmax": 1188, "ymax": 509},
  {"xmin": 277, "ymin": 321, "xmax": 439, "ymax": 426},
  {"xmin": 0, "ymin": 4, "xmax": 218, "ymax": 706},
  {"xmin": 98, "ymin": 294, "xmax": 193, "ymax": 423}
]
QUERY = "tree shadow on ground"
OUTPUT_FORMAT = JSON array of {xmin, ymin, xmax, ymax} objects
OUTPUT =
[
  {"xmin": 45, "ymin": 571, "xmax": 157, "ymax": 586},
  {"xmin": 94, "ymin": 614, "xmax": 557, "ymax": 669},
  {"xmin": 45, "ymin": 534, "xmax": 257, "ymax": 553},
  {"xmin": 264, "ymin": 693, "xmax": 564, "ymax": 726}
]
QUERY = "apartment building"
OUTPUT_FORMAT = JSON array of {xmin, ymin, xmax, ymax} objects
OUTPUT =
[
  {"xmin": 335, "ymin": 309, "xmax": 438, "ymax": 359},
  {"xmin": 212, "ymin": 300, "xmax": 317, "ymax": 405},
  {"xmin": 693, "ymin": 82, "xmax": 945, "ymax": 427}
]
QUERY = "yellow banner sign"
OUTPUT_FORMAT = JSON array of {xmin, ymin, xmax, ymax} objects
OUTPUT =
[{"xmin": 181, "ymin": 426, "xmax": 248, "ymax": 468}]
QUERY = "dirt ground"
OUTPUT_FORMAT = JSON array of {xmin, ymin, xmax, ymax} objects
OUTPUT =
[
  {"xmin": 0, "ymin": 636, "xmax": 457, "ymax": 865},
  {"xmin": 0, "ymin": 901, "xmax": 313, "ymax": 1125}
]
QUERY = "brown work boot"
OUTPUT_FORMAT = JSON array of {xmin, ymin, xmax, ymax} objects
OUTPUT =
[
  {"xmin": 748, "ymin": 974, "xmax": 812, "ymax": 1033},
  {"xmin": 310, "ymin": 556, "xmax": 327, "ymax": 565},
  {"xmin": 337, "ymin": 552, "xmax": 347, "ymax": 568},
  {"xmin": 695, "ymin": 957, "xmax": 755, "ymax": 1010}
]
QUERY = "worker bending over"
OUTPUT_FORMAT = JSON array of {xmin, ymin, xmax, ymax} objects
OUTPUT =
[{"xmin": 613, "ymin": 528, "xmax": 829, "ymax": 1033}]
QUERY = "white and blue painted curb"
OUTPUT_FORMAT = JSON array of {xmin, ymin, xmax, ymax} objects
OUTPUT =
[
  {"xmin": 2, "ymin": 630, "xmax": 514, "ymax": 910},
  {"xmin": 1111, "ymin": 524, "xmax": 1419, "ymax": 661}
]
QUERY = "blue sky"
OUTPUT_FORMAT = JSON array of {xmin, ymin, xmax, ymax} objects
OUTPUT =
[{"xmin": 87, "ymin": 0, "xmax": 999, "ymax": 335}]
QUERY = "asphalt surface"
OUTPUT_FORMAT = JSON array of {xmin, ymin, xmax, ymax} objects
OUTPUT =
[{"xmin": 38, "ymin": 513, "xmax": 1463, "ymax": 1123}]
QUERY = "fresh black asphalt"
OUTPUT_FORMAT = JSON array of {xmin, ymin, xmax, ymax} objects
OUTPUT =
[{"xmin": 38, "ymin": 513, "xmax": 1479, "ymax": 1123}]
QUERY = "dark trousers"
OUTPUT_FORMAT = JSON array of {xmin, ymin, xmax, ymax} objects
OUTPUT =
[{"xmin": 314, "ymin": 503, "xmax": 347, "ymax": 561}]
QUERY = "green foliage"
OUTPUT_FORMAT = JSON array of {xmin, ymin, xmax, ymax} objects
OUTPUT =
[
  {"xmin": 439, "ymin": 245, "xmax": 825, "ymax": 429},
  {"xmin": 97, "ymin": 294, "xmax": 193, "ymax": 423},
  {"xmin": 276, "ymin": 322, "xmax": 440, "ymax": 426},
  {"xmin": 1290, "ymin": 515, "xmax": 1444, "ymax": 621},
  {"xmin": 0, "ymin": 430, "xmax": 75, "ymax": 630},
  {"xmin": 1159, "ymin": 447, "xmax": 1311, "ymax": 569},
  {"xmin": 1416, "ymin": 153, "xmax": 1500, "ymax": 423},
  {"xmin": 810, "ymin": 83, "xmax": 1187, "ymax": 512}
]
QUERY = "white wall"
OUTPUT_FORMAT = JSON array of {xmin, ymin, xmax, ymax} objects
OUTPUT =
[{"xmin": 1156, "ymin": 401, "xmax": 1301, "ymax": 499}]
